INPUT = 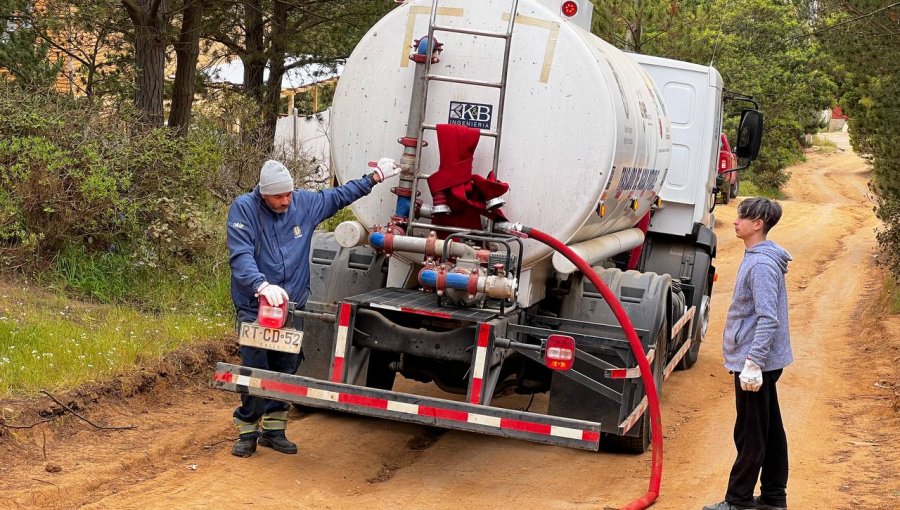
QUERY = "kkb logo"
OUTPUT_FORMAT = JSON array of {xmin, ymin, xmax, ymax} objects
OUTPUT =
[{"xmin": 449, "ymin": 101, "xmax": 493, "ymax": 130}]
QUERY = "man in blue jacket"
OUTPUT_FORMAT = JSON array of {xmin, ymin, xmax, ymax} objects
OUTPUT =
[
  {"xmin": 227, "ymin": 158, "xmax": 400, "ymax": 458},
  {"xmin": 705, "ymin": 197, "xmax": 793, "ymax": 510}
]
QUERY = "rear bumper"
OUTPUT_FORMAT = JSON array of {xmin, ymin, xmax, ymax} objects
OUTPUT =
[{"xmin": 213, "ymin": 362, "xmax": 602, "ymax": 451}]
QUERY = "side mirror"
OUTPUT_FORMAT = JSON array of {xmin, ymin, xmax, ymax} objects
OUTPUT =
[{"xmin": 735, "ymin": 109, "xmax": 763, "ymax": 161}]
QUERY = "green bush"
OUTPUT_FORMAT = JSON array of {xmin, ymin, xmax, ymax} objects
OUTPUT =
[
  {"xmin": 875, "ymin": 196, "xmax": 900, "ymax": 284},
  {"xmin": 0, "ymin": 84, "xmax": 221, "ymax": 269},
  {"xmin": 50, "ymin": 242, "xmax": 232, "ymax": 314},
  {"xmin": 320, "ymin": 207, "xmax": 357, "ymax": 233}
]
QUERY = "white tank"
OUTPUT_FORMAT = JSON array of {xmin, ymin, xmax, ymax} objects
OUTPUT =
[{"xmin": 330, "ymin": 0, "xmax": 671, "ymax": 270}]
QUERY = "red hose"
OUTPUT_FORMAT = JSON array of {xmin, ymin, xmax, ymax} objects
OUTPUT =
[{"xmin": 527, "ymin": 227, "xmax": 663, "ymax": 510}]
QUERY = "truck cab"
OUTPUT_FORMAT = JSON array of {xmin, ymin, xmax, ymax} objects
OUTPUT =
[{"xmin": 717, "ymin": 133, "xmax": 739, "ymax": 204}]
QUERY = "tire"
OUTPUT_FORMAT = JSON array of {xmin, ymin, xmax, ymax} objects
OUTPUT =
[
  {"xmin": 730, "ymin": 176, "xmax": 740, "ymax": 199},
  {"xmin": 604, "ymin": 411, "xmax": 651, "ymax": 453},
  {"xmin": 677, "ymin": 293, "xmax": 709, "ymax": 370},
  {"xmin": 720, "ymin": 186, "xmax": 730, "ymax": 204},
  {"xmin": 602, "ymin": 320, "xmax": 666, "ymax": 454}
]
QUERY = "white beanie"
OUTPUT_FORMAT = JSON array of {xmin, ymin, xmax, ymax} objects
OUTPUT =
[{"xmin": 259, "ymin": 160, "xmax": 294, "ymax": 195}]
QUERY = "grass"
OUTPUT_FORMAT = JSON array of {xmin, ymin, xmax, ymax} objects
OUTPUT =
[
  {"xmin": 810, "ymin": 134, "xmax": 839, "ymax": 155},
  {"xmin": 886, "ymin": 277, "xmax": 900, "ymax": 315},
  {"xmin": 0, "ymin": 302, "xmax": 230, "ymax": 396},
  {"xmin": 0, "ymin": 205, "xmax": 355, "ymax": 398},
  {"xmin": 0, "ymin": 246, "xmax": 235, "ymax": 398},
  {"xmin": 735, "ymin": 179, "xmax": 785, "ymax": 200},
  {"xmin": 49, "ymin": 244, "xmax": 233, "ymax": 314}
]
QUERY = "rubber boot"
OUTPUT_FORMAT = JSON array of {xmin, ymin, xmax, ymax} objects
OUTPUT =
[
  {"xmin": 259, "ymin": 410, "xmax": 297, "ymax": 454},
  {"xmin": 231, "ymin": 435, "xmax": 258, "ymax": 458},
  {"xmin": 258, "ymin": 434, "xmax": 298, "ymax": 454}
]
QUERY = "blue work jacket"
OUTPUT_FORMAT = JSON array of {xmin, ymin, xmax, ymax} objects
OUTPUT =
[{"xmin": 227, "ymin": 175, "xmax": 376, "ymax": 322}]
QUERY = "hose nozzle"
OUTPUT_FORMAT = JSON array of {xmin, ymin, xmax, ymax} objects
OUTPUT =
[{"xmin": 494, "ymin": 222, "xmax": 530, "ymax": 237}]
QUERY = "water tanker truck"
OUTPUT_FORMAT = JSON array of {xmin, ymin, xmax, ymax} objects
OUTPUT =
[{"xmin": 214, "ymin": 0, "xmax": 763, "ymax": 454}]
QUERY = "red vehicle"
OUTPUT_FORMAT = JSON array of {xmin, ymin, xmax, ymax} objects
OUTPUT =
[{"xmin": 718, "ymin": 133, "xmax": 739, "ymax": 204}]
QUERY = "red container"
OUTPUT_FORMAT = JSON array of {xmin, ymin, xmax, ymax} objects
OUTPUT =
[{"xmin": 258, "ymin": 295, "xmax": 287, "ymax": 329}]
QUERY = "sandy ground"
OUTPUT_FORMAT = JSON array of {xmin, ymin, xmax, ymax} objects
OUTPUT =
[{"xmin": 1, "ymin": 131, "xmax": 898, "ymax": 509}]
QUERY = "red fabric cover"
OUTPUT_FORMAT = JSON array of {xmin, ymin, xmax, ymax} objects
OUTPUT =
[{"xmin": 427, "ymin": 124, "xmax": 508, "ymax": 230}]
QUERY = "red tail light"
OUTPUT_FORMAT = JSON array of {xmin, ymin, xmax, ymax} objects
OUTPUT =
[
  {"xmin": 258, "ymin": 296, "xmax": 287, "ymax": 329},
  {"xmin": 545, "ymin": 334, "xmax": 576, "ymax": 371},
  {"xmin": 561, "ymin": 1, "xmax": 578, "ymax": 17}
]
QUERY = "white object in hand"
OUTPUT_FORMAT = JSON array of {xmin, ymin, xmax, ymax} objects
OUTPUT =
[{"xmin": 739, "ymin": 359, "xmax": 763, "ymax": 392}]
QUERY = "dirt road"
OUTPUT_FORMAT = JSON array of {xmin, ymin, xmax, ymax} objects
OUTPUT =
[{"xmin": 2, "ymin": 132, "xmax": 898, "ymax": 509}]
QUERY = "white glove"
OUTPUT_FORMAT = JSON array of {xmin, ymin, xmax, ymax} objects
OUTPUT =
[
  {"xmin": 739, "ymin": 359, "xmax": 763, "ymax": 392},
  {"xmin": 369, "ymin": 157, "xmax": 401, "ymax": 182},
  {"xmin": 256, "ymin": 282, "xmax": 289, "ymax": 307}
]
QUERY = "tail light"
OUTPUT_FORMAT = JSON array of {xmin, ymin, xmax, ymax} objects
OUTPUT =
[
  {"xmin": 544, "ymin": 334, "xmax": 576, "ymax": 371},
  {"xmin": 561, "ymin": 1, "xmax": 578, "ymax": 17},
  {"xmin": 258, "ymin": 295, "xmax": 287, "ymax": 329}
]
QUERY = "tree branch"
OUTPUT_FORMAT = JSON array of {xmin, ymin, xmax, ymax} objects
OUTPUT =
[
  {"xmin": 120, "ymin": 0, "xmax": 146, "ymax": 25},
  {"xmin": 203, "ymin": 35, "xmax": 244, "ymax": 55},
  {"xmin": 0, "ymin": 417, "xmax": 53, "ymax": 429},
  {"xmin": 40, "ymin": 391, "xmax": 137, "ymax": 431}
]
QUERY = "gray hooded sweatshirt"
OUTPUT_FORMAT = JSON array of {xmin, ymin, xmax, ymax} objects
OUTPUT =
[{"xmin": 722, "ymin": 240, "xmax": 794, "ymax": 372}]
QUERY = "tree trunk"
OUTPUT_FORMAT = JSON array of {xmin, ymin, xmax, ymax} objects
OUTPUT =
[
  {"xmin": 242, "ymin": 0, "xmax": 265, "ymax": 101},
  {"xmin": 260, "ymin": 0, "xmax": 289, "ymax": 149},
  {"xmin": 168, "ymin": 0, "xmax": 205, "ymax": 133},
  {"xmin": 124, "ymin": 0, "xmax": 169, "ymax": 128}
]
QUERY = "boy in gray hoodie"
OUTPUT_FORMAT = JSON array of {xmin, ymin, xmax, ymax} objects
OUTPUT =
[{"xmin": 704, "ymin": 198, "xmax": 793, "ymax": 510}]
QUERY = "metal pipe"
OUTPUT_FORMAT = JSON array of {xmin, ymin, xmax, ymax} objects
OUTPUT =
[
  {"xmin": 551, "ymin": 228, "xmax": 645, "ymax": 275},
  {"xmin": 418, "ymin": 269, "xmax": 516, "ymax": 299},
  {"xmin": 368, "ymin": 232, "xmax": 477, "ymax": 259}
]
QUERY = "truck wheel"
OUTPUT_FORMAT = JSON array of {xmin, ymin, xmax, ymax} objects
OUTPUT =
[
  {"xmin": 677, "ymin": 293, "xmax": 709, "ymax": 370},
  {"xmin": 720, "ymin": 186, "xmax": 730, "ymax": 204},
  {"xmin": 603, "ymin": 412, "xmax": 651, "ymax": 453},
  {"xmin": 730, "ymin": 177, "xmax": 740, "ymax": 199},
  {"xmin": 602, "ymin": 320, "xmax": 666, "ymax": 454}
]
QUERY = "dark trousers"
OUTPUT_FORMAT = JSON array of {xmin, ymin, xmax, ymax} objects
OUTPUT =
[
  {"xmin": 726, "ymin": 369, "xmax": 788, "ymax": 507},
  {"xmin": 233, "ymin": 315, "xmax": 304, "ymax": 437}
]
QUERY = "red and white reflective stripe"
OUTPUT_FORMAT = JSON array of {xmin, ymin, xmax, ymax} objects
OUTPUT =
[
  {"xmin": 671, "ymin": 305, "xmax": 696, "ymax": 338},
  {"xmin": 216, "ymin": 371, "xmax": 600, "ymax": 443},
  {"xmin": 331, "ymin": 302, "xmax": 352, "ymax": 383},
  {"xmin": 370, "ymin": 302, "xmax": 453, "ymax": 319},
  {"xmin": 619, "ymin": 395, "xmax": 648, "ymax": 434},
  {"xmin": 606, "ymin": 349, "xmax": 655, "ymax": 379},
  {"xmin": 664, "ymin": 336, "xmax": 692, "ymax": 380},
  {"xmin": 469, "ymin": 324, "xmax": 491, "ymax": 404}
]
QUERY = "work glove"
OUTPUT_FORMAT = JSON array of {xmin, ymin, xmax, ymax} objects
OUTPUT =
[
  {"xmin": 256, "ymin": 282, "xmax": 289, "ymax": 307},
  {"xmin": 369, "ymin": 157, "xmax": 401, "ymax": 182},
  {"xmin": 739, "ymin": 359, "xmax": 763, "ymax": 392}
]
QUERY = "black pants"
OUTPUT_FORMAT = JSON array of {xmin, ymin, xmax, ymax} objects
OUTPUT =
[
  {"xmin": 726, "ymin": 369, "xmax": 788, "ymax": 508},
  {"xmin": 232, "ymin": 315, "xmax": 304, "ymax": 434}
]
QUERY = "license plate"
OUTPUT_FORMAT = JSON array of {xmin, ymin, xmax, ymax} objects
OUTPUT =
[{"xmin": 238, "ymin": 322, "xmax": 303, "ymax": 354}]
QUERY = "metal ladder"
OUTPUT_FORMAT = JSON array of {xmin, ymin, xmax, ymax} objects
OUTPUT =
[{"xmin": 408, "ymin": 0, "xmax": 521, "ymax": 228}]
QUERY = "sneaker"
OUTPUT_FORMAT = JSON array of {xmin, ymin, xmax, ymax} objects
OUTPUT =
[
  {"xmin": 231, "ymin": 437, "xmax": 257, "ymax": 458},
  {"xmin": 258, "ymin": 434, "xmax": 298, "ymax": 454},
  {"xmin": 702, "ymin": 501, "xmax": 757, "ymax": 510},
  {"xmin": 755, "ymin": 496, "xmax": 787, "ymax": 510}
]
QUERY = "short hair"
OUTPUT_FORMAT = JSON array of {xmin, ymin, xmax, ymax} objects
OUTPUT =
[{"xmin": 737, "ymin": 197, "xmax": 782, "ymax": 233}]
